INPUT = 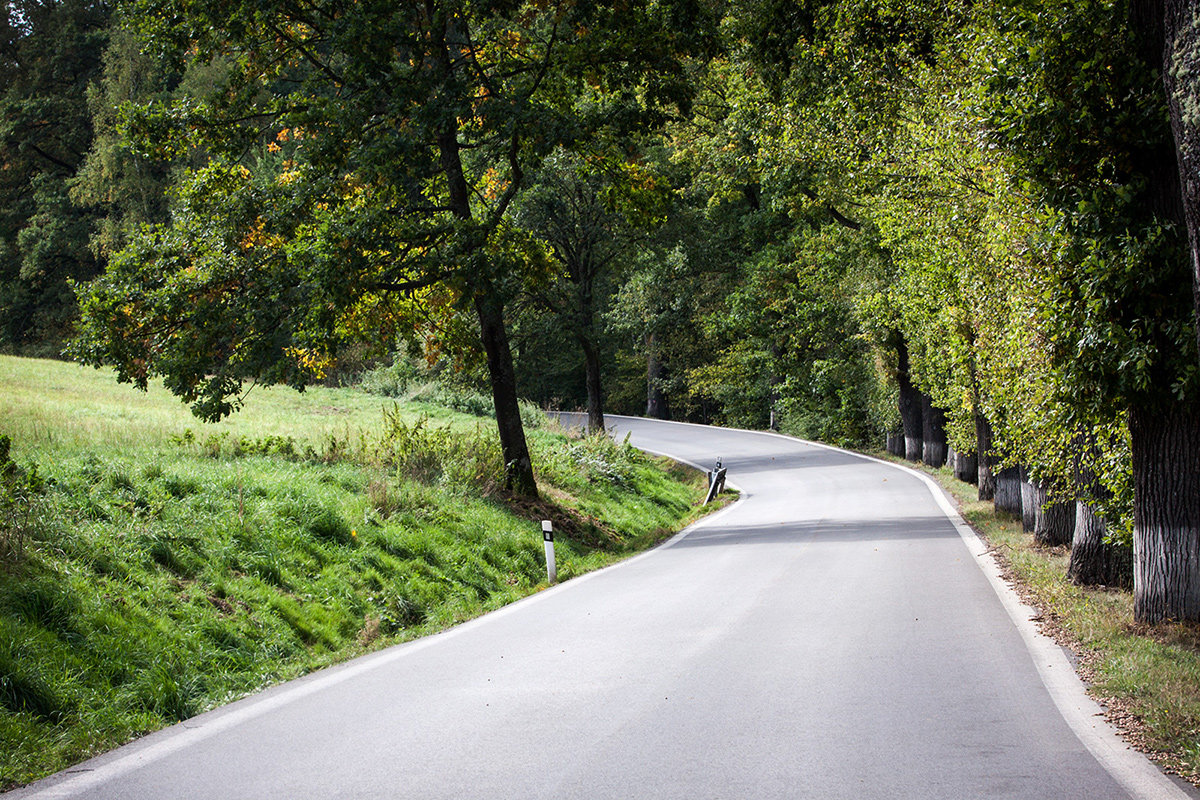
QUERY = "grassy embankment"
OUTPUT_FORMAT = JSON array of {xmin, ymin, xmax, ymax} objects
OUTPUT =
[
  {"xmin": 0, "ymin": 355, "xmax": 718, "ymax": 790},
  {"xmin": 890, "ymin": 455, "xmax": 1200, "ymax": 786}
]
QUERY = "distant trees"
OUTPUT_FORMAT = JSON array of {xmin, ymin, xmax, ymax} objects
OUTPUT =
[
  {"xmin": 513, "ymin": 148, "xmax": 670, "ymax": 432},
  {"xmin": 0, "ymin": 0, "xmax": 109, "ymax": 352}
]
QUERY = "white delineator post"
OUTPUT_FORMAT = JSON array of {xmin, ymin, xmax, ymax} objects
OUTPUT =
[{"xmin": 542, "ymin": 520, "xmax": 557, "ymax": 585}]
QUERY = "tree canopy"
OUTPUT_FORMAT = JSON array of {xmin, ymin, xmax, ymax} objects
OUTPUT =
[{"xmin": 3, "ymin": 0, "xmax": 1200, "ymax": 622}]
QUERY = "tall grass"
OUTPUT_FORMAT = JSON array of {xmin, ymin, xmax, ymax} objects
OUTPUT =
[{"xmin": 0, "ymin": 356, "xmax": 709, "ymax": 789}]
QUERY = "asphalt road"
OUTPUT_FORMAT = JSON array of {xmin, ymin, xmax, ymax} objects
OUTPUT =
[{"xmin": 13, "ymin": 415, "xmax": 1194, "ymax": 799}]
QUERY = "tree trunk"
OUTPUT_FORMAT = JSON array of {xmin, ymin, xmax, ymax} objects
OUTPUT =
[
  {"xmin": 921, "ymin": 394, "xmax": 948, "ymax": 467},
  {"xmin": 580, "ymin": 337, "xmax": 604, "ymax": 433},
  {"xmin": 768, "ymin": 340, "xmax": 783, "ymax": 431},
  {"xmin": 1130, "ymin": 1, "xmax": 1200, "ymax": 621},
  {"xmin": 994, "ymin": 465, "xmax": 1022, "ymax": 519},
  {"xmin": 476, "ymin": 294, "xmax": 538, "ymax": 498},
  {"xmin": 1068, "ymin": 502, "xmax": 1133, "ymax": 588},
  {"xmin": 896, "ymin": 338, "xmax": 923, "ymax": 461},
  {"xmin": 645, "ymin": 334, "xmax": 670, "ymax": 420},
  {"xmin": 886, "ymin": 429, "xmax": 904, "ymax": 457},
  {"xmin": 430, "ymin": 33, "xmax": 535, "ymax": 498},
  {"xmin": 1034, "ymin": 485, "xmax": 1074, "ymax": 547},
  {"xmin": 1069, "ymin": 432, "xmax": 1133, "ymax": 587},
  {"xmin": 1158, "ymin": 0, "xmax": 1200, "ymax": 364},
  {"xmin": 975, "ymin": 413, "xmax": 997, "ymax": 501},
  {"xmin": 1019, "ymin": 466, "xmax": 1037, "ymax": 533},
  {"xmin": 1130, "ymin": 401, "xmax": 1200, "ymax": 623},
  {"xmin": 954, "ymin": 449, "xmax": 978, "ymax": 484}
]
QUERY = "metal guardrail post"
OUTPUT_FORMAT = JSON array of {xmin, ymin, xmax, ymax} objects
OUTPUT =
[{"xmin": 704, "ymin": 458, "xmax": 726, "ymax": 505}]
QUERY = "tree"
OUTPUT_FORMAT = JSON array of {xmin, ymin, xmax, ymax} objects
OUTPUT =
[
  {"xmin": 72, "ymin": 0, "xmax": 713, "ymax": 498},
  {"xmin": 984, "ymin": 0, "xmax": 1199, "ymax": 621},
  {"xmin": 1149, "ymin": 0, "xmax": 1200, "ymax": 368},
  {"xmin": 72, "ymin": 21, "xmax": 185, "ymax": 261},
  {"xmin": 0, "ymin": 0, "xmax": 109, "ymax": 352},
  {"xmin": 514, "ymin": 147, "xmax": 669, "ymax": 432}
]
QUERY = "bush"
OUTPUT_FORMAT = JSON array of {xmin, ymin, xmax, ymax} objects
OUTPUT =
[
  {"xmin": 568, "ymin": 433, "xmax": 641, "ymax": 485},
  {"xmin": 377, "ymin": 407, "xmax": 504, "ymax": 494},
  {"xmin": 358, "ymin": 357, "xmax": 424, "ymax": 398},
  {"xmin": 532, "ymin": 431, "xmax": 643, "ymax": 489}
]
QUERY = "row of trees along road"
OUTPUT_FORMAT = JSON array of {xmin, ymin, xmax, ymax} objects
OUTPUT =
[{"xmin": 3, "ymin": 0, "xmax": 1200, "ymax": 625}]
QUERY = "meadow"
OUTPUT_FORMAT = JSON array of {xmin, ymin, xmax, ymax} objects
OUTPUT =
[{"xmin": 0, "ymin": 356, "xmax": 711, "ymax": 789}]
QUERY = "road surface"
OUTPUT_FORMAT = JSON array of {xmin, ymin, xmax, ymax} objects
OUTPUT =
[{"xmin": 12, "ymin": 415, "xmax": 1193, "ymax": 799}]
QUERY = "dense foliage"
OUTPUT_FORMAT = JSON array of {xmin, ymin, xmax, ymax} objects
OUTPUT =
[{"xmin": 3, "ymin": 0, "xmax": 1200, "ymax": 621}]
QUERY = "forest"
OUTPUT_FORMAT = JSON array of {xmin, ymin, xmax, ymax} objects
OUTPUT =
[{"xmin": 3, "ymin": 0, "xmax": 1200, "ymax": 627}]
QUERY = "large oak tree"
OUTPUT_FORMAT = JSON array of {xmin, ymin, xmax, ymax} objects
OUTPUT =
[{"xmin": 73, "ymin": 0, "xmax": 712, "ymax": 497}]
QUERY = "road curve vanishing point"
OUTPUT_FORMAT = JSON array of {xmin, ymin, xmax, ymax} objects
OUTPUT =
[{"xmin": 12, "ymin": 414, "xmax": 1196, "ymax": 800}]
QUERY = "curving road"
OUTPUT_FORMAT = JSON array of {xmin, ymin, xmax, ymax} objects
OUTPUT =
[{"xmin": 12, "ymin": 415, "xmax": 1195, "ymax": 799}]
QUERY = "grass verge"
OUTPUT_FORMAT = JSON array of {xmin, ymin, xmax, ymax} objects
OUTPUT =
[
  {"xmin": 883, "ymin": 453, "xmax": 1200, "ymax": 788},
  {"xmin": 0, "ymin": 355, "xmax": 725, "ymax": 790}
]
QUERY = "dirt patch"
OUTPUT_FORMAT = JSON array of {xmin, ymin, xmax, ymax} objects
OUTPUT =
[
  {"xmin": 314, "ymin": 405, "xmax": 351, "ymax": 415},
  {"xmin": 498, "ymin": 491, "xmax": 622, "ymax": 550}
]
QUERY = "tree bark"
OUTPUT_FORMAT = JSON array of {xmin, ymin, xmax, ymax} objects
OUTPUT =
[
  {"xmin": 646, "ymin": 334, "xmax": 670, "ymax": 420},
  {"xmin": 1068, "ymin": 502, "xmax": 1133, "ymax": 588},
  {"xmin": 896, "ymin": 337, "xmax": 923, "ymax": 462},
  {"xmin": 954, "ymin": 449, "xmax": 978, "ymax": 484},
  {"xmin": 1068, "ymin": 432, "xmax": 1133, "ymax": 587},
  {"xmin": 975, "ymin": 413, "xmax": 997, "ymax": 501},
  {"xmin": 579, "ymin": 337, "xmax": 605, "ymax": 433},
  {"xmin": 886, "ymin": 429, "xmax": 905, "ymax": 457},
  {"xmin": 1019, "ymin": 466, "xmax": 1037, "ymax": 534},
  {"xmin": 994, "ymin": 465, "xmax": 1022, "ymax": 519},
  {"xmin": 1158, "ymin": 0, "xmax": 1200, "ymax": 362},
  {"xmin": 1033, "ymin": 484, "xmax": 1074, "ymax": 547},
  {"xmin": 476, "ymin": 294, "xmax": 538, "ymax": 498},
  {"xmin": 921, "ymin": 394, "xmax": 948, "ymax": 467},
  {"xmin": 1130, "ymin": 401, "xmax": 1200, "ymax": 623}
]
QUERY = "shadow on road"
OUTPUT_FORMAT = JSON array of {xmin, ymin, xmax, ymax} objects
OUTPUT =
[{"xmin": 672, "ymin": 515, "xmax": 959, "ymax": 548}]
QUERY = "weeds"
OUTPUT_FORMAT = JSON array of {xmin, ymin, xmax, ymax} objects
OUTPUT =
[
  {"xmin": 171, "ymin": 406, "xmax": 506, "ymax": 497},
  {"xmin": 376, "ymin": 407, "xmax": 503, "ymax": 494},
  {"xmin": 0, "ymin": 435, "xmax": 46, "ymax": 563},
  {"xmin": 567, "ymin": 433, "xmax": 639, "ymax": 485}
]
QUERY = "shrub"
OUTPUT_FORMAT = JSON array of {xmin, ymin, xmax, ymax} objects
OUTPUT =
[
  {"xmin": 358, "ymin": 356, "xmax": 425, "ymax": 397},
  {"xmin": 567, "ymin": 433, "xmax": 641, "ymax": 486},
  {"xmin": 378, "ymin": 407, "xmax": 503, "ymax": 494}
]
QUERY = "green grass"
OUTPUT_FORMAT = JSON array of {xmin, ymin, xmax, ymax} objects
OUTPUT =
[
  {"xmin": 0, "ymin": 355, "xmax": 716, "ymax": 789},
  {"xmin": 885, "ymin": 453, "xmax": 1200, "ymax": 787}
]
